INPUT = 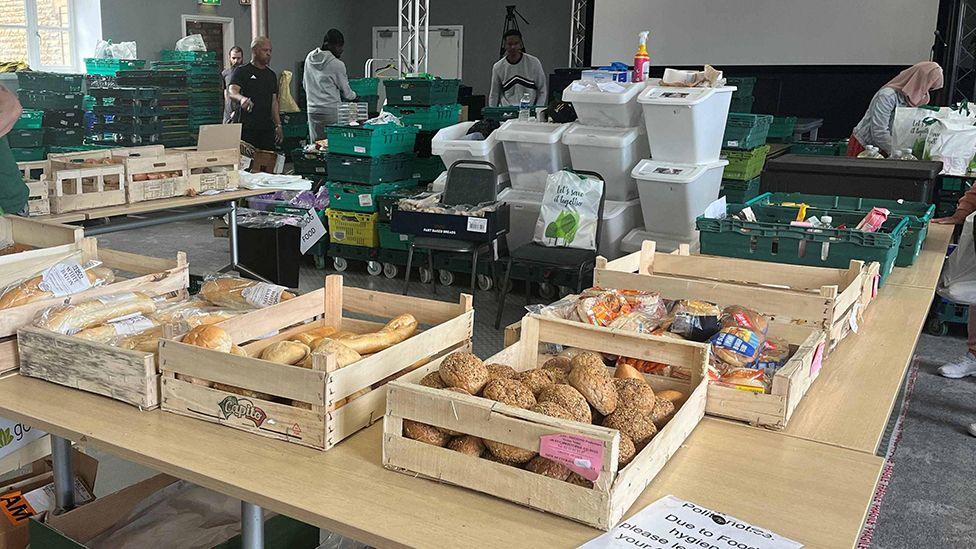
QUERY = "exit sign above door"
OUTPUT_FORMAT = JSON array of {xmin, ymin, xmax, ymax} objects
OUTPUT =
[{"xmin": 199, "ymin": 0, "xmax": 220, "ymax": 5}]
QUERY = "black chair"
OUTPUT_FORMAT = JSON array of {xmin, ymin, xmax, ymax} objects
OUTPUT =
[
  {"xmin": 494, "ymin": 170, "xmax": 607, "ymax": 328},
  {"xmin": 403, "ymin": 160, "xmax": 503, "ymax": 296}
]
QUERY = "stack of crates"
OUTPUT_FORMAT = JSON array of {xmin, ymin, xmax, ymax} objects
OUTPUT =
[
  {"xmin": 292, "ymin": 147, "xmax": 329, "ymax": 185},
  {"xmin": 118, "ymin": 69, "xmax": 193, "ymax": 147},
  {"xmin": 726, "ymin": 77, "xmax": 756, "ymax": 114},
  {"xmin": 153, "ymin": 51, "xmax": 222, "ymax": 136},
  {"xmin": 88, "ymin": 87, "xmax": 163, "ymax": 147},
  {"xmin": 383, "ymin": 77, "xmax": 461, "ymax": 185},
  {"xmin": 348, "ymin": 78, "xmax": 380, "ymax": 116},
  {"xmin": 719, "ymin": 113, "xmax": 773, "ymax": 203},
  {"xmin": 16, "ymin": 72, "xmax": 87, "ymax": 154},
  {"xmin": 281, "ymin": 111, "xmax": 309, "ymax": 150},
  {"xmin": 936, "ymin": 177, "xmax": 972, "ymax": 218}
]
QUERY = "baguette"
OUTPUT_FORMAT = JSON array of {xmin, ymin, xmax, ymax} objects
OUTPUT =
[
  {"xmin": 303, "ymin": 338, "xmax": 361, "ymax": 369},
  {"xmin": 74, "ymin": 314, "xmax": 160, "ymax": 344},
  {"xmin": 336, "ymin": 314, "xmax": 417, "ymax": 355},
  {"xmin": 35, "ymin": 292, "xmax": 156, "ymax": 335},
  {"xmin": 199, "ymin": 277, "xmax": 295, "ymax": 309},
  {"xmin": 261, "ymin": 340, "xmax": 310, "ymax": 365},
  {"xmin": 118, "ymin": 327, "xmax": 164, "ymax": 353},
  {"xmin": 290, "ymin": 325, "xmax": 339, "ymax": 347},
  {"xmin": 0, "ymin": 265, "xmax": 115, "ymax": 310}
]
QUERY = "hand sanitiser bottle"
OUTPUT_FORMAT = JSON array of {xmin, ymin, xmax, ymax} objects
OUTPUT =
[{"xmin": 633, "ymin": 31, "xmax": 650, "ymax": 83}]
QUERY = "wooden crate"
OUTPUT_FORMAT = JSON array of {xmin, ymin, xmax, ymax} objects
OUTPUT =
[
  {"xmin": 110, "ymin": 145, "xmax": 167, "ymax": 160},
  {"xmin": 17, "ymin": 159, "xmax": 46, "ymax": 181},
  {"xmin": 47, "ymin": 151, "xmax": 126, "ymax": 213},
  {"xmin": 14, "ymin": 250, "xmax": 190, "ymax": 409},
  {"xmin": 383, "ymin": 314, "xmax": 708, "ymax": 530},
  {"xmin": 26, "ymin": 179, "xmax": 50, "ymax": 217},
  {"xmin": 185, "ymin": 149, "xmax": 240, "ymax": 193},
  {"xmin": 595, "ymin": 241, "xmax": 878, "ymax": 349},
  {"xmin": 159, "ymin": 275, "xmax": 474, "ymax": 450},
  {"xmin": 123, "ymin": 154, "xmax": 190, "ymax": 203}
]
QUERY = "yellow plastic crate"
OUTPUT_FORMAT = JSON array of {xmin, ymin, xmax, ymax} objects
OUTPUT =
[{"xmin": 326, "ymin": 209, "xmax": 379, "ymax": 247}]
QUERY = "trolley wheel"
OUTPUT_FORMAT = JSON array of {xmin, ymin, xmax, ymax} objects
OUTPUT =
[
  {"xmin": 538, "ymin": 282, "xmax": 557, "ymax": 300},
  {"xmin": 383, "ymin": 262, "xmax": 399, "ymax": 279},
  {"xmin": 333, "ymin": 257, "xmax": 348, "ymax": 272},
  {"xmin": 926, "ymin": 317, "xmax": 949, "ymax": 337},
  {"xmin": 419, "ymin": 267, "xmax": 434, "ymax": 284},
  {"xmin": 438, "ymin": 269, "xmax": 455, "ymax": 286},
  {"xmin": 366, "ymin": 261, "xmax": 383, "ymax": 276},
  {"xmin": 477, "ymin": 274, "xmax": 494, "ymax": 291}
]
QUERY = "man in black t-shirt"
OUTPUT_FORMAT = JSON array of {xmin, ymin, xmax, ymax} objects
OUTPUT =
[
  {"xmin": 228, "ymin": 37, "xmax": 282, "ymax": 150},
  {"xmin": 222, "ymin": 46, "xmax": 244, "ymax": 124}
]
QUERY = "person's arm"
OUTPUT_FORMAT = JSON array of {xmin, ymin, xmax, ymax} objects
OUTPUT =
[
  {"xmin": 489, "ymin": 63, "xmax": 501, "ymax": 107},
  {"xmin": 228, "ymin": 84, "xmax": 253, "ymax": 113},
  {"xmin": 533, "ymin": 58, "xmax": 548, "ymax": 106},
  {"xmin": 0, "ymin": 85, "xmax": 24, "ymax": 138},
  {"xmin": 272, "ymin": 93, "xmax": 282, "ymax": 144},
  {"xmin": 337, "ymin": 62, "xmax": 357, "ymax": 101},
  {"xmin": 867, "ymin": 91, "xmax": 899, "ymax": 155}
]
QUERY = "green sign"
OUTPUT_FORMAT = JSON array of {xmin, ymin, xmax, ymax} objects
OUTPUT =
[{"xmin": 199, "ymin": 0, "xmax": 220, "ymax": 5}]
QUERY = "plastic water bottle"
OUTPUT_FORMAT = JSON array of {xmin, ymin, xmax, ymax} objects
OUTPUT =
[
  {"xmin": 889, "ymin": 149, "xmax": 904, "ymax": 160},
  {"xmin": 857, "ymin": 145, "xmax": 884, "ymax": 159},
  {"xmin": 900, "ymin": 149, "xmax": 918, "ymax": 161},
  {"xmin": 518, "ymin": 92, "xmax": 532, "ymax": 121}
]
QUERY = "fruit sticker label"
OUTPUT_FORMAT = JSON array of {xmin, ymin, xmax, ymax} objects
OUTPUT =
[{"xmin": 540, "ymin": 433, "xmax": 604, "ymax": 481}]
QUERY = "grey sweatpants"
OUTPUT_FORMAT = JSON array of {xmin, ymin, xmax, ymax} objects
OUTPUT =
[{"xmin": 308, "ymin": 109, "xmax": 339, "ymax": 142}]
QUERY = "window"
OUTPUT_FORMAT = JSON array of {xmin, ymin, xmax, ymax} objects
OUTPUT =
[{"xmin": 0, "ymin": 0, "xmax": 76, "ymax": 71}]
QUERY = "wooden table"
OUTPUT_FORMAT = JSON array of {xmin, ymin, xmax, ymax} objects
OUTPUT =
[
  {"xmin": 35, "ymin": 189, "xmax": 269, "ymax": 224},
  {"xmin": 886, "ymin": 223, "xmax": 953, "ymax": 290},
  {"xmin": 0, "ymin": 375, "xmax": 881, "ymax": 549}
]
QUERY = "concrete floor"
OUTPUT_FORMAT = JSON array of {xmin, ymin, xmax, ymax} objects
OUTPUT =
[{"xmin": 76, "ymin": 215, "xmax": 976, "ymax": 546}]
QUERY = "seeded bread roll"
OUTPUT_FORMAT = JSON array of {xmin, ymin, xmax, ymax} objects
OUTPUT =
[{"xmin": 35, "ymin": 292, "xmax": 157, "ymax": 335}]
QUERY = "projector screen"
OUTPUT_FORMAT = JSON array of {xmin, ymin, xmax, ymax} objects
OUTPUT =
[{"xmin": 592, "ymin": 0, "xmax": 940, "ymax": 66}]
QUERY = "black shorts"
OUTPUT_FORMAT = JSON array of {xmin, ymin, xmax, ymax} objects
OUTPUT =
[{"xmin": 241, "ymin": 127, "xmax": 276, "ymax": 151}]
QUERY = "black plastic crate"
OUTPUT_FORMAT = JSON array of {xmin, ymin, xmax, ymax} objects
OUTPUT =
[
  {"xmin": 42, "ymin": 110, "xmax": 85, "ymax": 129},
  {"xmin": 391, "ymin": 203, "xmax": 510, "ymax": 242},
  {"xmin": 44, "ymin": 128, "xmax": 85, "ymax": 147}
]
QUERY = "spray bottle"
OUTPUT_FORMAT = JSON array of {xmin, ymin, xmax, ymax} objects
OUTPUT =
[{"xmin": 633, "ymin": 31, "xmax": 650, "ymax": 83}]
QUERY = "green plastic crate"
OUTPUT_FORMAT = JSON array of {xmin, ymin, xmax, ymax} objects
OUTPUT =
[
  {"xmin": 328, "ymin": 179, "xmax": 418, "ymax": 213},
  {"xmin": 84, "ymin": 58, "xmax": 146, "ymax": 76},
  {"xmin": 7, "ymin": 129, "xmax": 44, "ymax": 148},
  {"xmin": 791, "ymin": 140, "xmax": 848, "ymax": 156},
  {"xmin": 360, "ymin": 95, "xmax": 380, "ymax": 115},
  {"xmin": 377, "ymin": 187, "xmax": 421, "ymax": 222},
  {"xmin": 697, "ymin": 205, "xmax": 911, "ymax": 285},
  {"xmin": 724, "ymin": 114, "xmax": 772, "ymax": 150},
  {"xmin": 767, "ymin": 116, "xmax": 798, "ymax": 143},
  {"xmin": 378, "ymin": 222, "xmax": 413, "ymax": 251},
  {"xmin": 18, "ymin": 90, "xmax": 84, "ymax": 111},
  {"xmin": 13, "ymin": 110, "xmax": 43, "ymax": 130},
  {"xmin": 159, "ymin": 50, "xmax": 217, "ymax": 62},
  {"xmin": 726, "ymin": 77, "xmax": 757, "ymax": 97},
  {"xmin": 349, "ymin": 77, "xmax": 379, "ymax": 97},
  {"xmin": 384, "ymin": 78, "xmax": 461, "ymax": 106},
  {"xmin": 10, "ymin": 147, "xmax": 47, "ymax": 162},
  {"xmin": 44, "ymin": 128, "xmax": 85, "ymax": 147},
  {"xmin": 721, "ymin": 144, "xmax": 770, "ymax": 181},
  {"xmin": 327, "ymin": 153, "xmax": 415, "ymax": 185},
  {"xmin": 292, "ymin": 148, "xmax": 328, "ymax": 176},
  {"xmin": 326, "ymin": 123, "xmax": 418, "ymax": 157},
  {"xmin": 745, "ymin": 192, "xmax": 936, "ymax": 267},
  {"xmin": 386, "ymin": 104, "xmax": 461, "ymax": 131},
  {"xmin": 729, "ymin": 95, "xmax": 755, "ymax": 114},
  {"xmin": 719, "ymin": 177, "xmax": 761, "ymax": 204},
  {"xmin": 410, "ymin": 155, "xmax": 445, "ymax": 183},
  {"xmin": 16, "ymin": 71, "xmax": 84, "ymax": 93},
  {"xmin": 941, "ymin": 177, "xmax": 972, "ymax": 192}
]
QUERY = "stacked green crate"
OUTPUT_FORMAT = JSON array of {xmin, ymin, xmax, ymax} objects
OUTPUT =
[
  {"xmin": 721, "ymin": 113, "xmax": 772, "ymax": 185},
  {"xmin": 936, "ymin": 177, "xmax": 972, "ymax": 218},
  {"xmin": 152, "ymin": 54, "xmax": 222, "ymax": 137},
  {"xmin": 349, "ymin": 78, "xmax": 379, "ymax": 115},
  {"xmin": 89, "ymin": 87, "xmax": 163, "ymax": 146},
  {"xmin": 119, "ymin": 69, "xmax": 192, "ymax": 147},
  {"xmin": 15, "ymin": 72, "xmax": 87, "ymax": 158},
  {"xmin": 726, "ymin": 76, "xmax": 756, "ymax": 113}
]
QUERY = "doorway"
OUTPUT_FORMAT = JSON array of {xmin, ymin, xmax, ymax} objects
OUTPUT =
[
  {"xmin": 181, "ymin": 15, "xmax": 235, "ymax": 69},
  {"xmin": 372, "ymin": 25, "xmax": 463, "ymax": 78}
]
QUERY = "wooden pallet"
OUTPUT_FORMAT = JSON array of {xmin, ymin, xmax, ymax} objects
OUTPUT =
[
  {"xmin": 160, "ymin": 275, "xmax": 474, "ymax": 450},
  {"xmin": 384, "ymin": 314, "xmax": 708, "ymax": 531},
  {"xmin": 185, "ymin": 149, "xmax": 240, "ymax": 193},
  {"xmin": 123, "ymin": 154, "xmax": 189, "ymax": 203}
]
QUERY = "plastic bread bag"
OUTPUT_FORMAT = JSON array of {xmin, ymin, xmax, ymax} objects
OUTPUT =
[
  {"xmin": 198, "ymin": 275, "xmax": 296, "ymax": 309},
  {"xmin": 576, "ymin": 289, "xmax": 632, "ymax": 327},
  {"xmin": 74, "ymin": 314, "xmax": 161, "ymax": 345},
  {"xmin": 620, "ymin": 289, "xmax": 670, "ymax": 320},
  {"xmin": 608, "ymin": 310, "xmax": 667, "ymax": 334},
  {"xmin": 117, "ymin": 327, "xmax": 166, "ymax": 354},
  {"xmin": 710, "ymin": 326, "xmax": 766, "ymax": 369},
  {"xmin": 617, "ymin": 355, "xmax": 671, "ymax": 377},
  {"xmin": 33, "ymin": 291, "xmax": 158, "ymax": 335},
  {"xmin": 719, "ymin": 305, "xmax": 769, "ymax": 335},
  {"xmin": 668, "ymin": 299, "xmax": 721, "ymax": 342},
  {"xmin": 150, "ymin": 299, "xmax": 239, "ymax": 332},
  {"xmin": 533, "ymin": 293, "xmax": 581, "ymax": 320},
  {"xmin": 756, "ymin": 337, "xmax": 793, "ymax": 378},
  {"xmin": 0, "ymin": 255, "xmax": 115, "ymax": 310},
  {"xmin": 718, "ymin": 366, "xmax": 768, "ymax": 393}
]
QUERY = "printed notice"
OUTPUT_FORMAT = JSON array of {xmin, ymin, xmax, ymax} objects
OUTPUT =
[
  {"xmin": 539, "ymin": 434, "xmax": 604, "ymax": 481},
  {"xmin": 300, "ymin": 209, "xmax": 327, "ymax": 254},
  {"xmin": 242, "ymin": 282, "xmax": 287, "ymax": 308},
  {"xmin": 579, "ymin": 495, "xmax": 803, "ymax": 549},
  {"xmin": 38, "ymin": 261, "xmax": 91, "ymax": 297}
]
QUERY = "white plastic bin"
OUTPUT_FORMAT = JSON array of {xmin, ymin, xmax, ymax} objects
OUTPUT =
[
  {"xmin": 633, "ymin": 158, "xmax": 728, "ymax": 242},
  {"xmin": 499, "ymin": 187, "xmax": 642, "ymax": 260},
  {"xmin": 637, "ymin": 85, "xmax": 736, "ymax": 164},
  {"xmin": 561, "ymin": 80, "xmax": 645, "ymax": 127},
  {"xmin": 494, "ymin": 121, "xmax": 572, "ymax": 193},
  {"xmin": 620, "ymin": 229, "xmax": 700, "ymax": 254},
  {"xmin": 431, "ymin": 121, "xmax": 509, "ymax": 176},
  {"xmin": 562, "ymin": 124, "xmax": 648, "ymax": 201}
]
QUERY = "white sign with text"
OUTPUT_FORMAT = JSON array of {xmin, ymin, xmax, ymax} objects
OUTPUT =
[{"xmin": 300, "ymin": 209, "xmax": 327, "ymax": 255}]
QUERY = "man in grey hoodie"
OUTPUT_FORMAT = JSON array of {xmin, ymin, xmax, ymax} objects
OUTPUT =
[{"xmin": 304, "ymin": 29, "xmax": 357, "ymax": 142}]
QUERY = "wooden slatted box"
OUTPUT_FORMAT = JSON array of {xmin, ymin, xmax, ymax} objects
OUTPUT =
[
  {"xmin": 119, "ymin": 153, "xmax": 190, "ymax": 203},
  {"xmin": 159, "ymin": 275, "xmax": 474, "ymax": 450},
  {"xmin": 26, "ymin": 179, "xmax": 50, "ymax": 217},
  {"xmin": 383, "ymin": 314, "xmax": 708, "ymax": 531},
  {"xmin": 185, "ymin": 149, "xmax": 240, "ymax": 193},
  {"xmin": 46, "ymin": 151, "xmax": 126, "ymax": 213}
]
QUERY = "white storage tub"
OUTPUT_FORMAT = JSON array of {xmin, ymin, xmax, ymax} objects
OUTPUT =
[
  {"xmin": 561, "ymin": 80, "xmax": 645, "ymax": 127},
  {"xmin": 562, "ymin": 124, "xmax": 648, "ymax": 201},
  {"xmin": 633, "ymin": 158, "xmax": 728, "ymax": 243},
  {"xmin": 637, "ymin": 85, "xmax": 736, "ymax": 164},
  {"xmin": 431, "ymin": 121, "xmax": 509, "ymax": 176},
  {"xmin": 494, "ymin": 121, "xmax": 572, "ymax": 193},
  {"xmin": 621, "ymin": 228, "xmax": 700, "ymax": 254},
  {"xmin": 499, "ymin": 187, "xmax": 642, "ymax": 260}
]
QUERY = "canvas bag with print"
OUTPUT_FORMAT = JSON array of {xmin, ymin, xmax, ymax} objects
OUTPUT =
[{"xmin": 533, "ymin": 170, "xmax": 603, "ymax": 250}]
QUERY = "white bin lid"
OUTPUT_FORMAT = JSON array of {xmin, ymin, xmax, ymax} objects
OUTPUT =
[
  {"xmin": 499, "ymin": 187, "xmax": 544, "ymax": 205},
  {"xmin": 562, "ymin": 124, "xmax": 642, "ymax": 148},
  {"xmin": 494, "ymin": 120, "xmax": 572, "ymax": 144},
  {"xmin": 637, "ymin": 85, "xmax": 736, "ymax": 106},
  {"xmin": 561, "ymin": 80, "xmax": 645, "ymax": 105},
  {"xmin": 631, "ymin": 158, "xmax": 728, "ymax": 183}
]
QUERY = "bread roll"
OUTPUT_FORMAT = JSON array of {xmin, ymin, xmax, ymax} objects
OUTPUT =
[
  {"xmin": 260, "ymin": 340, "xmax": 310, "ymax": 365},
  {"xmin": 118, "ymin": 327, "xmax": 164, "ymax": 353},
  {"xmin": 230, "ymin": 345, "xmax": 249, "ymax": 357},
  {"xmin": 303, "ymin": 338, "xmax": 361, "ymax": 369},
  {"xmin": 0, "ymin": 265, "xmax": 115, "ymax": 310},
  {"xmin": 290, "ymin": 325, "xmax": 338, "ymax": 347},
  {"xmin": 336, "ymin": 314, "xmax": 417, "ymax": 355},
  {"xmin": 199, "ymin": 277, "xmax": 296, "ymax": 309},
  {"xmin": 35, "ymin": 292, "xmax": 156, "ymax": 335},
  {"xmin": 183, "ymin": 324, "xmax": 233, "ymax": 353}
]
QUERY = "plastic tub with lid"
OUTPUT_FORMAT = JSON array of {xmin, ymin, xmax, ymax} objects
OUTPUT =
[
  {"xmin": 637, "ymin": 85, "xmax": 736, "ymax": 164},
  {"xmin": 562, "ymin": 124, "xmax": 648, "ymax": 201},
  {"xmin": 633, "ymin": 158, "xmax": 728, "ymax": 242},
  {"xmin": 620, "ymin": 229, "xmax": 700, "ymax": 254},
  {"xmin": 561, "ymin": 80, "xmax": 645, "ymax": 127},
  {"xmin": 431, "ymin": 121, "xmax": 509, "ymax": 176},
  {"xmin": 499, "ymin": 187, "xmax": 643, "ymax": 260},
  {"xmin": 494, "ymin": 120, "xmax": 572, "ymax": 193}
]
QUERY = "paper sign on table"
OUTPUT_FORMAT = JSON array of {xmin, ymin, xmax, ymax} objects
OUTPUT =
[
  {"xmin": 300, "ymin": 208, "xmax": 327, "ymax": 254},
  {"xmin": 579, "ymin": 495, "xmax": 803, "ymax": 549}
]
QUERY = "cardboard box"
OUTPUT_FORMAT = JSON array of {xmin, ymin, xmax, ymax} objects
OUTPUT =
[
  {"xmin": 0, "ymin": 418, "xmax": 44, "ymax": 464},
  {"xmin": 0, "ymin": 450, "xmax": 97, "ymax": 549}
]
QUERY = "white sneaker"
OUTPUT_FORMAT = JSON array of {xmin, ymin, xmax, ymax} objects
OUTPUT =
[
  {"xmin": 938, "ymin": 353, "xmax": 976, "ymax": 378},
  {"xmin": 968, "ymin": 423, "xmax": 976, "ymax": 438}
]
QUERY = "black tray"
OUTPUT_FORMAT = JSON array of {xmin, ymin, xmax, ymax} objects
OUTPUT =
[{"xmin": 391, "ymin": 203, "xmax": 510, "ymax": 242}]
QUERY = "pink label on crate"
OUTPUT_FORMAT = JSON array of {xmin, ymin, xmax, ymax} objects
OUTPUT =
[
  {"xmin": 810, "ymin": 342, "xmax": 826, "ymax": 377},
  {"xmin": 872, "ymin": 275, "xmax": 879, "ymax": 299},
  {"xmin": 540, "ymin": 434, "xmax": 604, "ymax": 481}
]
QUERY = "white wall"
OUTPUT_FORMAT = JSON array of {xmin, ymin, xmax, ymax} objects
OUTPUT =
[{"xmin": 593, "ymin": 0, "xmax": 941, "ymax": 66}]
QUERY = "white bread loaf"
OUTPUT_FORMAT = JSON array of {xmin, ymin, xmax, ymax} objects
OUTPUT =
[{"xmin": 35, "ymin": 292, "xmax": 157, "ymax": 335}]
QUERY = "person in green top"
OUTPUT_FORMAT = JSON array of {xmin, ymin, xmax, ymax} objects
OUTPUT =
[{"xmin": 0, "ymin": 85, "xmax": 28, "ymax": 215}]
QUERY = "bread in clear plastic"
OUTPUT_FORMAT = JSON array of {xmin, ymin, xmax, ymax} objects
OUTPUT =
[
  {"xmin": 0, "ymin": 255, "xmax": 115, "ymax": 310},
  {"xmin": 198, "ymin": 275, "xmax": 296, "ymax": 309},
  {"xmin": 33, "ymin": 291, "xmax": 157, "ymax": 335}
]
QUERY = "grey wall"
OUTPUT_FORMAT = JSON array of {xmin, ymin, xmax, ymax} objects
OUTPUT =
[{"xmin": 337, "ymin": 0, "xmax": 571, "ymax": 97}]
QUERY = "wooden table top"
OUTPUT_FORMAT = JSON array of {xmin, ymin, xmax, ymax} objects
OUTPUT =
[
  {"xmin": 886, "ymin": 223, "xmax": 953, "ymax": 290},
  {"xmin": 0, "ymin": 375, "xmax": 881, "ymax": 549},
  {"xmin": 36, "ymin": 189, "xmax": 270, "ymax": 224}
]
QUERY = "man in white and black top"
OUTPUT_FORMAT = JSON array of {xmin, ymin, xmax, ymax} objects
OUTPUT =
[{"xmin": 489, "ymin": 30, "xmax": 547, "ymax": 107}]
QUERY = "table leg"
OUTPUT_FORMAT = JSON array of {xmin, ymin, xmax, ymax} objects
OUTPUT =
[
  {"xmin": 810, "ymin": 127, "xmax": 819, "ymax": 140},
  {"xmin": 241, "ymin": 501, "xmax": 264, "ymax": 549},
  {"xmin": 218, "ymin": 200, "xmax": 271, "ymax": 282},
  {"xmin": 50, "ymin": 435, "xmax": 75, "ymax": 513}
]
